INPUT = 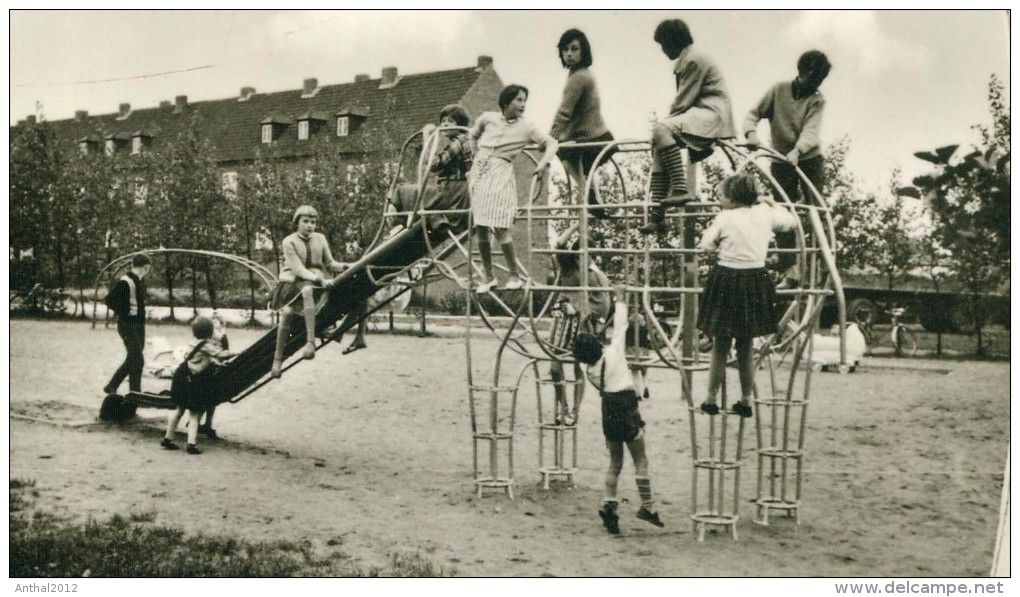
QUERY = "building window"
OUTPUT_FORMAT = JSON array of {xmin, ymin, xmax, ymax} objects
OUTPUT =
[
  {"xmin": 105, "ymin": 139, "xmax": 116, "ymax": 156},
  {"xmin": 79, "ymin": 142, "xmax": 89, "ymax": 155},
  {"xmin": 221, "ymin": 171, "xmax": 239, "ymax": 199},
  {"xmin": 298, "ymin": 121, "xmax": 309, "ymax": 140},
  {"xmin": 337, "ymin": 117, "xmax": 350, "ymax": 137},
  {"xmin": 132, "ymin": 137, "xmax": 143, "ymax": 154},
  {"xmin": 262, "ymin": 124, "xmax": 273, "ymax": 144}
]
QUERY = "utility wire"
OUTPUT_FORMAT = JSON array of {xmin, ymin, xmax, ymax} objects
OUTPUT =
[{"xmin": 11, "ymin": 64, "xmax": 215, "ymax": 88}]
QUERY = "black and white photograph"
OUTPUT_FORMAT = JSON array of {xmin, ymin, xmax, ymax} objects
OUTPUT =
[{"xmin": 8, "ymin": 7, "xmax": 1011, "ymax": 586}]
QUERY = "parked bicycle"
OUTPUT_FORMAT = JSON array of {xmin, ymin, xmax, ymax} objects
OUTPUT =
[
  {"xmin": 858, "ymin": 306, "xmax": 917, "ymax": 357},
  {"xmin": 9, "ymin": 283, "xmax": 80, "ymax": 317}
]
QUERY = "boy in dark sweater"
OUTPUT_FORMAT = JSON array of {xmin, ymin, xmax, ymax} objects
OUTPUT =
[
  {"xmin": 104, "ymin": 253, "xmax": 152, "ymax": 395},
  {"xmin": 742, "ymin": 50, "xmax": 832, "ymax": 288}
]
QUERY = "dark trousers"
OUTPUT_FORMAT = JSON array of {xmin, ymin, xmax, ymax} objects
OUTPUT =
[
  {"xmin": 108, "ymin": 320, "xmax": 145, "ymax": 392},
  {"xmin": 771, "ymin": 156, "xmax": 825, "ymax": 274}
]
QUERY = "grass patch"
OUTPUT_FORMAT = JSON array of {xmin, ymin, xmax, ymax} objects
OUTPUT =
[{"xmin": 10, "ymin": 480, "xmax": 451, "ymax": 578}]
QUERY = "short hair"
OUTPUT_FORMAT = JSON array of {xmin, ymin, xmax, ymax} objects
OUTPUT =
[
  {"xmin": 555, "ymin": 240, "xmax": 581, "ymax": 274},
  {"xmin": 654, "ymin": 19, "xmax": 694, "ymax": 52},
  {"xmin": 292, "ymin": 204, "xmax": 318, "ymax": 226},
  {"xmin": 131, "ymin": 254, "xmax": 152, "ymax": 268},
  {"xmin": 557, "ymin": 28, "xmax": 593, "ymax": 68},
  {"xmin": 498, "ymin": 84, "xmax": 529, "ymax": 112},
  {"xmin": 573, "ymin": 332, "xmax": 604, "ymax": 365},
  {"xmin": 438, "ymin": 104, "xmax": 471, "ymax": 127},
  {"xmin": 191, "ymin": 316, "xmax": 214, "ymax": 340},
  {"xmin": 721, "ymin": 173, "xmax": 758, "ymax": 206},
  {"xmin": 797, "ymin": 50, "xmax": 832, "ymax": 82}
]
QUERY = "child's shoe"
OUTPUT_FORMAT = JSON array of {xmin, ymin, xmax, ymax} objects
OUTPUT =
[
  {"xmin": 302, "ymin": 341, "xmax": 316, "ymax": 360},
  {"xmin": 699, "ymin": 401, "xmax": 720, "ymax": 415},
  {"xmin": 186, "ymin": 444, "xmax": 202, "ymax": 455},
  {"xmin": 638, "ymin": 219, "xmax": 668, "ymax": 235},
  {"xmin": 198, "ymin": 424, "xmax": 218, "ymax": 441},
  {"xmin": 642, "ymin": 388, "xmax": 650, "ymax": 401},
  {"xmin": 271, "ymin": 360, "xmax": 283, "ymax": 379},
  {"xmin": 731, "ymin": 401, "xmax": 753, "ymax": 418},
  {"xmin": 502, "ymin": 275, "xmax": 528, "ymax": 291},
  {"xmin": 636, "ymin": 506, "xmax": 665, "ymax": 527},
  {"xmin": 598, "ymin": 502, "xmax": 621, "ymax": 535},
  {"xmin": 160, "ymin": 438, "xmax": 179, "ymax": 451},
  {"xmin": 475, "ymin": 276, "xmax": 498, "ymax": 295}
]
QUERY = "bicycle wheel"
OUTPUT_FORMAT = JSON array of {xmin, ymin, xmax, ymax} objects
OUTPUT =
[{"xmin": 894, "ymin": 326, "xmax": 917, "ymax": 357}]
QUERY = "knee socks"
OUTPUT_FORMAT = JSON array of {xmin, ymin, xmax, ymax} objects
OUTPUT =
[
  {"xmin": 649, "ymin": 172, "xmax": 668, "ymax": 222},
  {"xmin": 303, "ymin": 303, "xmax": 317, "ymax": 359},
  {"xmin": 636, "ymin": 476, "xmax": 654, "ymax": 510},
  {"xmin": 660, "ymin": 144, "xmax": 688, "ymax": 198}
]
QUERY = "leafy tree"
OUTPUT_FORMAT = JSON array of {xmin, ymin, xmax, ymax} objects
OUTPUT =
[
  {"xmin": 902, "ymin": 74, "xmax": 1010, "ymax": 354},
  {"xmin": 9, "ymin": 118, "xmax": 60, "ymax": 289}
]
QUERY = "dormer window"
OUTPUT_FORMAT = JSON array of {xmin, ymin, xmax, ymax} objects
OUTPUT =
[
  {"xmin": 78, "ymin": 136, "xmax": 99, "ymax": 155},
  {"xmin": 131, "ymin": 131, "xmax": 153, "ymax": 155},
  {"xmin": 260, "ymin": 115, "xmax": 293, "ymax": 144},
  {"xmin": 297, "ymin": 110, "xmax": 328, "ymax": 141},
  {"xmin": 103, "ymin": 133, "xmax": 130, "ymax": 155},
  {"xmin": 335, "ymin": 106, "xmax": 369, "ymax": 138}
]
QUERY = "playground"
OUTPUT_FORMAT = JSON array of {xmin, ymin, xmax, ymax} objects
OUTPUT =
[{"xmin": 9, "ymin": 318, "xmax": 1008, "ymax": 577}]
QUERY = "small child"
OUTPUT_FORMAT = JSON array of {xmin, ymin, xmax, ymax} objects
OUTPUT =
[
  {"xmin": 640, "ymin": 18, "xmax": 736, "ymax": 235},
  {"xmin": 469, "ymin": 84, "xmax": 558, "ymax": 292},
  {"xmin": 162, "ymin": 316, "xmax": 236, "ymax": 454},
  {"xmin": 269, "ymin": 205, "xmax": 345, "ymax": 378},
  {"xmin": 573, "ymin": 284, "xmax": 664, "ymax": 535},
  {"xmin": 696, "ymin": 174, "xmax": 798, "ymax": 417},
  {"xmin": 743, "ymin": 50, "xmax": 832, "ymax": 288},
  {"xmin": 197, "ymin": 312, "xmax": 229, "ymax": 440}
]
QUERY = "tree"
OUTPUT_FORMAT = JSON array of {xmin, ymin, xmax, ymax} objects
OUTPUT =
[
  {"xmin": 903, "ymin": 74, "xmax": 1010, "ymax": 354},
  {"xmin": 9, "ymin": 118, "xmax": 60, "ymax": 289}
]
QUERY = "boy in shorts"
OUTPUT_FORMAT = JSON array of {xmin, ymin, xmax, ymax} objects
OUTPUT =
[{"xmin": 573, "ymin": 284, "xmax": 665, "ymax": 534}]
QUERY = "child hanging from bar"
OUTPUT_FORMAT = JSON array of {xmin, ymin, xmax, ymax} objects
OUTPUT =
[
  {"xmin": 640, "ymin": 18, "xmax": 736, "ymax": 235},
  {"xmin": 696, "ymin": 174, "xmax": 797, "ymax": 418},
  {"xmin": 573, "ymin": 283, "xmax": 664, "ymax": 535},
  {"xmin": 270, "ymin": 205, "xmax": 345, "ymax": 378}
]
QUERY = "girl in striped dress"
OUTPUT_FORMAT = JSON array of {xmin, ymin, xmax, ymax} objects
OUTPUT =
[
  {"xmin": 696, "ymin": 174, "xmax": 797, "ymax": 418},
  {"xmin": 469, "ymin": 84, "xmax": 558, "ymax": 292}
]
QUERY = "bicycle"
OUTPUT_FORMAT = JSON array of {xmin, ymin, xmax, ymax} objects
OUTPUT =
[
  {"xmin": 859, "ymin": 306, "xmax": 917, "ymax": 357},
  {"xmin": 9, "ymin": 284, "xmax": 80, "ymax": 317}
]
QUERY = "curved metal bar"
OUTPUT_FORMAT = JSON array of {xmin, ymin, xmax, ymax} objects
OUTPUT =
[{"xmin": 91, "ymin": 248, "xmax": 278, "ymax": 328}]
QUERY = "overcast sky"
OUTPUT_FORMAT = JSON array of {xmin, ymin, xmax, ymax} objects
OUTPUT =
[{"xmin": 8, "ymin": 9, "xmax": 1011, "ymax": 191}]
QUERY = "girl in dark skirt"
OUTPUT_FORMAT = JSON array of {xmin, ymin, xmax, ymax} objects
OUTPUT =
[
  {"xmin": 162, "ymin": 317, "xmax": 235, "ymax": 454},
  {"xmin": 696, "ymin": 174, "xmax": 797, "ymax": 418}
]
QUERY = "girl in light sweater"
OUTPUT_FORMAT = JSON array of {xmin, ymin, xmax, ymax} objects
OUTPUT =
[{"xmin": 697, "ymin": 174, "xmax": 797, "ymax": 418}]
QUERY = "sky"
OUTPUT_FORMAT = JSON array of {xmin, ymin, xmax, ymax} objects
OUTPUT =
[{"xmin": 7, "ymin": 9, "xmax": 1011, "ymax": 191}]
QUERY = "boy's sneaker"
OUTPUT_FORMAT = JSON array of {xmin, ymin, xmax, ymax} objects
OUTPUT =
[
  {"xmin": 160, "ymin": 438, "xmax": 179, "ymax": 451},
  {"xmin": 599, "ymin": 502, "xmax": 621, "ymax": 535},
  {"xmin": 637, "ymin": 506, "xmax": 665, "ymax": 527},
  {"xmin": 186, "ymin": 444, "xmax": 202, "ymax": 455},
  {"xmin": 699, "ymin": 401, "xmax": 720, "ymax": 415}
]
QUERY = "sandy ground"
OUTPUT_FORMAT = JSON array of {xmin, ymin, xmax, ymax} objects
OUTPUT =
[{"xmin": 9, "ymin": 319, "xmax": 1009, "ymax": 577}]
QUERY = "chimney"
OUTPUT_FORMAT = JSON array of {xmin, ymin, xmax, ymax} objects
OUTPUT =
[
  {"xmin": 116, "ymin": 103, "xmax": 131, "ymax": 120},
  {"xmin": 159, "ymin": 100, "xmax": 172, "ymax": 109},
  {"xmin": 26, "ymin": 115, "xmax": 37, "ymax": 125},
  {"xmin": 301, "ymin": 78, "xmax": 319, "ymax": 98},
  {"xmin": 379, "ymin": 66, "xmax": 399, "ymax": 89},
  {"xmin": 476, "ymin": 55, "xmax": 493, "ymax": 72},
  {"xmin": 238, "ymin": 86, "xmax": 256, "ymax": 102},
  {"xmin": 74, "ymin": 110, "xmax": 88, "ymax": 121},
  {"xmin": 174, "ymin": 95, "xmax": 188, "ymax": 114},
  {"xmin": 354, "ymin": 74, "xmax": 370, "ymax": 83}
]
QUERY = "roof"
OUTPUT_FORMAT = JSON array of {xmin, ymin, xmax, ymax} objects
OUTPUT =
[{"xmin": 26, "ymin": 63, "xmax": 500, "ymax": 165}]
